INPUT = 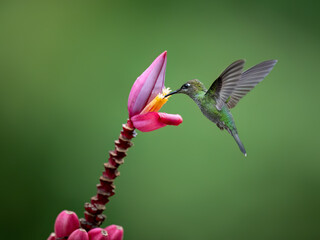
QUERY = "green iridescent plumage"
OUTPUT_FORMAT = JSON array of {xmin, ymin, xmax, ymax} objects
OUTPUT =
[{"xmin": 165, "ymin": 59, "xmax": 277, "ymax": 156}]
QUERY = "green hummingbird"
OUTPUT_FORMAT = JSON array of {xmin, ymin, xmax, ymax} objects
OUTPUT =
[{"xmin": 165, "ymin": 59, "xmax": 277, "ymax": 156}]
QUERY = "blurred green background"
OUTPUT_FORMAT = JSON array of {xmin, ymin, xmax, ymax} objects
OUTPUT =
[{"xmin": 1, "ymin": 0, "xmax": 320, "ymax": 239}]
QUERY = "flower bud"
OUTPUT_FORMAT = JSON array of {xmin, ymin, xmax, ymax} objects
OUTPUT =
[
  {"xmin": 68, "ymin": 228, "xmax": 89, "ymax": 240},
  {"xmin": 105, "ymin": 225, "xmax": 123, "ymax": 240},
  {"xmin": 128, "ymin": 51, "xmax": 167, "ymax": 118},
  {"xmin": 54, "ymin": 210, "xmax": 80, "ymax": 238},
  {"xmin": 88, "ymin": 228, "xmax": 110, "ymax": 240},
  {"xmin": 47, "ymin": 232, "xmax": 56, "ymax": 240}
]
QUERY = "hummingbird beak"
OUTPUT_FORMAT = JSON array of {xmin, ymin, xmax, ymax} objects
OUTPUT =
[{"xmin": 164, "ymin": 89, "xmax": 180, "ymax": 98}]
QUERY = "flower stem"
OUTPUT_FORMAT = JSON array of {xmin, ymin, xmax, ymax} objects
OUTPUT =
[{"xmin": 79, "ymin": 119, "xmax": 136, "ymax": 231}]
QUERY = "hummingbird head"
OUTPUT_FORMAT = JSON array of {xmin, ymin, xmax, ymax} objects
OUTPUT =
[{"xmin": 165, "ymin": 79, "xmax": 206, "ymax": 98}]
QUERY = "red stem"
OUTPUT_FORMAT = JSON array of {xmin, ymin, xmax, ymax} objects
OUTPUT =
[{"xmin": 79, "ymin": 120, "xmax": 136, "ymax": 231}]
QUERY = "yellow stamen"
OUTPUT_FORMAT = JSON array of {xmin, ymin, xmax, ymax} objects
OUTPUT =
[{"xmin": 140, "ymin": 88, "xmax": 171, "ymax": 114}]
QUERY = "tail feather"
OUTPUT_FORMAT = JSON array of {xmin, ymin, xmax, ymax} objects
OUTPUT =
[{"xmin": 231, "ymin": 131, "xmax": 247, "ymax": 156}]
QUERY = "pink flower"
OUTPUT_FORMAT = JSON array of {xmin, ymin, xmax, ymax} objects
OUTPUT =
[
  {"xmin": 128, "ymin": 51, "xmax": 183, "ymax": 132},
  {"xmin": 105, "ymin": 225, "xmax": 124, "ymax": 240}
]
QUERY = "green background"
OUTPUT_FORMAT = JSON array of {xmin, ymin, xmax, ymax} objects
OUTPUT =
[{"xmin": 1, "ymin": 1, "xmax": 319, "ymax": 239}]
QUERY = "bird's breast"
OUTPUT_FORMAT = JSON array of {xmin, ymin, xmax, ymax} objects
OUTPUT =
[{"xmin": 196, "ymin": 98, "xmax": 221, "ymax": 124}]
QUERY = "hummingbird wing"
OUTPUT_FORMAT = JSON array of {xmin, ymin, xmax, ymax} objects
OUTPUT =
[
  {"xmin": 206, "ymin": 60, "xmax": 245, "ymax": 110},
  {"xmin": 226, "ymin": 60, "xmax": 277, "ymax": 109}
]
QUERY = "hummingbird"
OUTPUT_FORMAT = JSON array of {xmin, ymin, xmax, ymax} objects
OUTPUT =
[{"xmin": 165, "ymin": 59, "xmax": 277, "ymax": 156}]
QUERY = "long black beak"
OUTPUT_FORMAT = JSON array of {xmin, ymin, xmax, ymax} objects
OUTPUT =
[{"xmin": 164, "ymin": 89, "xmax": 180, "ymax": 98}]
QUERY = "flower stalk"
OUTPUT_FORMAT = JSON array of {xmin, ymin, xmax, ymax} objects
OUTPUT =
[
  {"xmin": 48, "ymin": 51, "xmax": 182, "ymax": 239},
  {"xmin": 80, "ymin": 120, "xmax": 136, "ymax": 231}
]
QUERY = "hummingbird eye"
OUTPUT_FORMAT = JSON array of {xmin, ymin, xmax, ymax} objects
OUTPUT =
[{"xmin": 182, "ymin": 83, "xmax": 190, "ymax": 89}]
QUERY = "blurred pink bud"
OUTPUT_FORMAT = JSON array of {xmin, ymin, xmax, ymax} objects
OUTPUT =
[
  {"xmin": 54, "ymin": 210, "xmax": 80, "ymax": 238},
  {"xmin": 128, "ymin": 51, "xmax": 167, "ymax": 118},
  {"xmin": 88, "ymin": 228, "xmax": 110, "ymax": 240},
  {"xmin": 105, "ymin": 225, "xmax": 123, "ymax": 240},
  {"xmin": 68, "ymin": 228, "xmax": 89, "ymax": 240},
  {"xmin": 47, "ymin": 232, "xmax": 56, "ymax": 240}
]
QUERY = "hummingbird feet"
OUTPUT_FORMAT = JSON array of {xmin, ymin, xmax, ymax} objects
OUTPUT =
[{"xmin": 216, "ymin": 123, "xmax": 224, "ymax": 130}]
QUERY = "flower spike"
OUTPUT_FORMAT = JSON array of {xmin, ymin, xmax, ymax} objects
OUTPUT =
[{"xmin": 47, "ymin": 52, "xmax": 183, "ymax": 237}]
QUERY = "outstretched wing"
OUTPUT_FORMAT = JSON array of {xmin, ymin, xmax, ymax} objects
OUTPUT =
[
  {"xmin": 206, "ymin": 60, "xmax": 245, "ymax": 110},
  {"xmin": 226, "ymin": 60, "xmax": 277, "ymax": 109}
]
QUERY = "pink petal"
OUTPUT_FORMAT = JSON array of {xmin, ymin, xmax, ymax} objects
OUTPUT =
[
  {"xmin": 131, "ymin": 112, "xmax": 183, "ymax": 132},
  {"xmin": 158, "ymin": 112, "xmax": 183, "ymax": 126},
  {"xmin": 147, "ymin": 54, "xmax": 167, "ymax": 104},
  {"xmin": 128, "ymin": 51, "xmax": 167, "ymax": 118},
  {"xmin": 131, "ymin": 112, "xmax": 166, "ymax": 132}
]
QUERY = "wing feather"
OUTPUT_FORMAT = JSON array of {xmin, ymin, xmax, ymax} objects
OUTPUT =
[
  {"xmin": 206, "ymin": 60, "xmax": 245, "ymax": 110},
  {"xmin": 227, "ymin": 60, "xmax": 277, "ymax": 109}
]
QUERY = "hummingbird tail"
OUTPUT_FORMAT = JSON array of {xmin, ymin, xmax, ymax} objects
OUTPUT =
[{"xmin": 231, "ymin": 131, "xmax": 247, "ymax": 157}]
